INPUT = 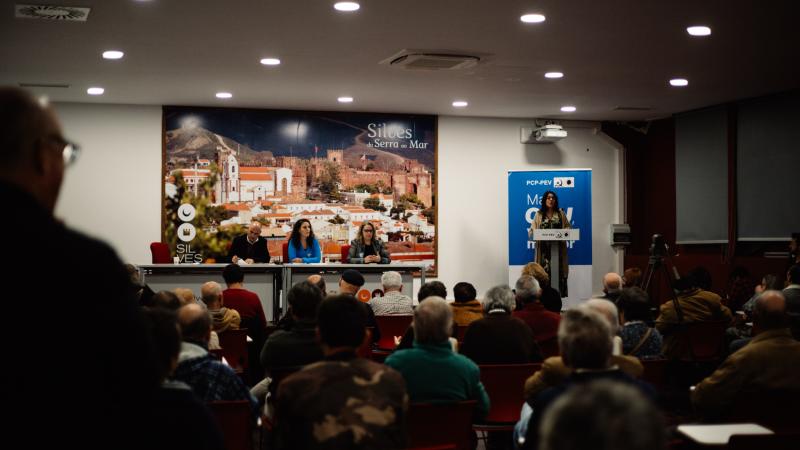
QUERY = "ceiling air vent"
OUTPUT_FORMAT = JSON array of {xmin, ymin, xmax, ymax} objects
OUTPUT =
[
  {"xmin": 19, "ymin": 82, "xmax": 70, "ymax": 89},
  {"xmin": 15, "ymin": 4, "xmax": 91, "ymax": 21},
  {"xmin": 382, "ymin": 50, "xmax": 481, "ymax": 70},
  {"xmin": 613, "ymin": 106, "xmax": 654, "ymax": 111}
]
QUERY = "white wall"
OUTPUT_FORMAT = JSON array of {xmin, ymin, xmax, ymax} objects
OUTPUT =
[
  {"xmin": 53, "ymin": 103, "xmax": 623, "ymax": 301},
  {"xmin": 53, "ymin": 103, "xmax": 162, "ymax": 263}
]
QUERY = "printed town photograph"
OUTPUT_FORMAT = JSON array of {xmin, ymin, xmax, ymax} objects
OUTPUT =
[{"xmin": 162, "ymin": 106, "xmax": 437, "ymax": 275}]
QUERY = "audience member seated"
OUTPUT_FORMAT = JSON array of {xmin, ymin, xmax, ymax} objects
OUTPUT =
[
  {"xmin": 143, "ymin": 307, "xmax": 225, "ymax": 450},
  {"xmin": 276, "ymin": 274, "xmax": 327, "ymax": 331},
  {"xmin": 228, "ymin": 221, "xmax": 271, "ymax": 264},
  {"xmin": 617, "ymin": 287, "xmax": 663, "ymax": 359},
  {"xmin": 173, "ymin": 304, "xmax": 258, "ymax": 417},
  {"xmin": 125, "ymin": 262, "xmax": 155, "ymax": 306},
  {"xmin": 450, "ymin": 281, "xmax": 483, "ymax": 326},
  {"xmin": 513, "ymin": 275, "xmax": 561, "ymax": 344},
  {"xmin": 370, "ymin": 270, "xmax": 413, "ymax": 315},
  {"xmin": 519, "ymin": 306, "xmax": 655, "ymax": 450},
  {"xmin": 522, "ymin": 262, "xmax": 562, "ymax": 313},
  {"xmin": 534, "ymin": 380, "xmax": 665, "ymax": 450},
  {"xmin": 152, "ymin": 290, "xmax": 182, "ymax": 310},
  {"xmin": 784, "ymin": 264, "xmax": 800, "ymax": 312},
  {"xmin": 622, "ymin": 267, "xmax": 642, "ymax": 289},
  {"xmin": 260, "ymin": 281, "xmax": 324, "ymax": 375},
  {"xmin": 172, "ymin": 288, "xmax": 222, "ymax": 350},
  {"xmin": 596, "ymin": 272, "xmax": 622, "ymax": 303},
  {"xmin": 275, "ymin": 295, "xmax": 407, "ymax": 449},
  {"xmin": 396, "ymin": 280, "xmax": 449, "ymax": 350},
  {"xmin": 461, "ymin": 284, "xmax": 542, "ymax": 364},
  {"xmin": 726, "ymin": 267, "xmax": 755, "ymax": 312},
  {"xmin": 655, "ymin": 267, "xmax": 733, "ymax": 360},
  {"xmin": 221, "ymin": 263, "xmax": 267, "ymax": 332},
  {"xmin": 691, "ymin": 290, "xmax": 800, "ymax": 418},
  {"xmin": 202, "ymin": 281, "xmax": 241, "ymax": 333},
  {"xmin": 338, "ymin": 269, "xmax": 380, "ymax": 343},
  {"xmin": 385, "ymin": 297, "xmax": 490, "ymax": 419},
  {"xmin": 523, "ymin": 299, "xmax": 643, "ymax": 399}
]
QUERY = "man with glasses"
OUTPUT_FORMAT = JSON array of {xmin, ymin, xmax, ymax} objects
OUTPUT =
[
  {"xmin": 228, "ymin": 220, "xmax": 271, "ymax": 264},
  {"xmin": 0, "ymin": 87, "xmax": 163, "ymax": 449}
]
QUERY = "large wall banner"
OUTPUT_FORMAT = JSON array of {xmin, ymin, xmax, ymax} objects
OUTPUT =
[
  {"xmin": 162, "ymin": 106, "xmax": 437, "ymax": 276},
  {"xmin": 508, "ymin": 169, "xmax": 593, "ymax": 307}
]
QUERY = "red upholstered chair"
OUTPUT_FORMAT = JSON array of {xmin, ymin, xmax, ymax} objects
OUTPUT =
[
  {"xmin": 640, "ymin": 358, "xmax": 669, "ymax": 391},
  {"xmin": 407, "ymin": 401, "xmax": 477, "ymax": 450},
  {"xmin": 282, "ymin": 242, "xmax": 289, "ymax": 263},
  {"xmin": 474, "ymin": 363, "xmax": 541, "ymax": 430},
  {"xmin": 150, "ymin": 242, "xmax": 171, "ymax": 263},
  {"xmin": 374, "ymin": 315, "xmax": 413, "ymax": 350},
  {"xmin": 208, "ymin": 400, "xmax": 253, "ymax": 450},
  {"xmin": 218, "ymin": 328, "xmax": 249, "ymax": 373},
  {"xmin": 341, "ymin": 244, "xmax": 351, "ymax": 263}
]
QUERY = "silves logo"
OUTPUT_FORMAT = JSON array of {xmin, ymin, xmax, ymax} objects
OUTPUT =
[{"xmin": 553, "ymin": 176, "xmax": 575, "ymax": 188}]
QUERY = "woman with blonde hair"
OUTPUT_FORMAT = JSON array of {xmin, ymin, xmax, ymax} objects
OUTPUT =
[
  {"xmin": 348, "ymin": 221, "xmax": 391, "ymax": 264},
  {"xmin": 522, "ymin": 262, "xmax": 562, "ymax": 313}
]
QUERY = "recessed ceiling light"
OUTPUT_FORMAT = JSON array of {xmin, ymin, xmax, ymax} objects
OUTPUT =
[
  {"xmin": 86, "ymin": 87, "xmax": 104, "ymax": 95},
  {"xmin": 334, "ymin": 2, "xmax": 360, "ymax": 12},
  {"xmin": 669, "ymin": 78, "xmax": 689, "ymax": 87},
  {"xmin": 337, "ymin": 96, "xmax": 354, "ymax": 103},
  {"xmin": 561, "ymin": 106, "xmax": 576, "ymax": 112},
  {"xmin": 520, "ymin": 13, "xmax": 546, "ymax": 23},
  {"xmin": 687, "ymin": 25, "xmax": 711, "ymax": 36},
  {"xmin": 452, "ymin": 100, "xmax": 468, "ymax": 108},
  {"xmin": 102, "ymin": 50, "xmax": 124, "ymax": 60},
  {"xmin": 545, "ymin": 72, "xmax": 564, "ymax": 79},
  {"xmin": 260, "ymin": 58, "xmax": 281, "ymax": 66},
  {"xmin": 215, "ymin": 92, "xmax": 233, "ymax": 99}
]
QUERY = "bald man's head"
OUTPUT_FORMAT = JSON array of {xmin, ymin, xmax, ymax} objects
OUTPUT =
[
  {"xmin": 307, "ymin": 274, "xmax": 326, "ymax": 296},
  {"xmin": 0, "ymin": 87, "xmax": 66, "ymax": 211},
  {"xmin": 754, "ymin": 290, "xmax": 788, "ymax": 330},
  {"xmin": 178, "ymin": 303, "xmax": 212, "ymax": 344},
  {"xmin": 603, "ymin": 273, "xmax": 622, "ymax": 294},
  {"xmin": 201, "ymin": 281, "xmax": 223, "ymax": 308}
]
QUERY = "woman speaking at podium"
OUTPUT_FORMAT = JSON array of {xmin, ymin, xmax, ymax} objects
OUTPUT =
[{"xmin": 529, "ymin": 190, "xmax": 570, "ymax": 296}]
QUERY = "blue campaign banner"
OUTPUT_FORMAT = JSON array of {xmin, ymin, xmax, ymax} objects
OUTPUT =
[{"xmin": 507, "ymin": 170, "xmax": 592, "ymax": 266}]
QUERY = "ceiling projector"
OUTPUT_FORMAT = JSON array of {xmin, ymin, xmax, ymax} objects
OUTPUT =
[{"xmin": 533, "ymin": 124, "xmax": 568, "ymax": 143}]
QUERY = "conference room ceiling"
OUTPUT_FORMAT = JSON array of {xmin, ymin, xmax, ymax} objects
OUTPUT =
[{"xmin": 1, "ymin": 0, "xmax": 798, "ymax": 121}]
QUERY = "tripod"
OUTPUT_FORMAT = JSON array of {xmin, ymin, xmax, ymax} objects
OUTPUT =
[{"xmin": 642, "ymin": 237, "xmax": 683, "ymax": 323}]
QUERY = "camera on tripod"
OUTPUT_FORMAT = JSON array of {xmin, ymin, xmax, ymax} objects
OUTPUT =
[{"xmin": 649, "ymin": 234, "xmax": 668, "ymax": 259}]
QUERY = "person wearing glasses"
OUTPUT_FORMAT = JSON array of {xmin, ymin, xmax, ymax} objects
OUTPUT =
[
  {"xmin": 288, "ymin": 218, "xmax": 322, "ymax": 263},
  {"xmin": 228, "ymin": 221, "xmax": 271, "ymax": 264},
  {"xmin": 348, "ymin": 221, "xmax": 391, "ymax": 264},
  {"xmin": 1, "ymin": 87, "xmax": 171, "ymax": 447}
]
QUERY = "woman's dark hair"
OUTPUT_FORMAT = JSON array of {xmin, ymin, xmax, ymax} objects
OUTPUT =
[
  {"xmin": 418, "ymin": 281, "xmax": 447, "ymax": 302},
  {"xmin": 617, "ymin": 287, "xmax": 653, "ymax": 322},
  {"xmin": 356, "ymin": 221, "xmax": 376, "ymax": 245},
  {"xmin": 289, "ymin": 219, "xmax": 316, "ymax": 250},
  {"xmin": 453, "ymin": 282, "xmax": 477, "ymax": 303},
  {"xmin": 540, "ymin": 190, "xmax": 559, "ymax": 215}
]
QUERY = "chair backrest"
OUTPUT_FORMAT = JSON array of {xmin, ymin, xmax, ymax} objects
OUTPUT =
[
  {"xmin": 341, "ymin": 244, "xmax": 351, "ymax": 263},
  {"xmin": 407, "ymin": 401, "xmax": 476, "ymax": 450},
  {"xmin": 477, "ymin": 363, "xmax": 542, "ymax": 424},
  {"xmin": 150, "ymin": 242, "xmax": 171, "ymax": 264},
  {"xmin": 282, "ymin": 242, "xmax": 289, "ymax": 262},
  {"xmin": 374, "ymin": 315, "xmax": 413, "ymax": 350},
  {"xmin": 726, "ymin": 389, "xmax": 800, "ymax": 432},
  {"xmin": 218, "ymin": 328, "xmax": 249, "ymax": 371},
  {"xmin": 208, "ymin": 400, "xmax": 253, "ymax": 450},
  {"xmin": 537, "ymin": 336, "xmax": 560, "ymax": 358},
  {"xmin": 675, "ymin": 320, "xmax": 729, "ymax": 361},
  {"xmin": 640, "ymin": 357, "xmax": 669, "ymax": 391},
  {"xmin": 453, "ymin": 325, "xmax": 468, "ymax": 343}
]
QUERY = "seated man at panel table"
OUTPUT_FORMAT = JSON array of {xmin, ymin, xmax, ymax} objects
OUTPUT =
[
  {"xmin": 227, "ymin": 221, "xmax": 271, "ymax": 264},
  {"xmin": 385, "ymin": 297, "xmax": 490, "ymax": 419},
  {"xmin": 275, "ymin": 295, "xmax": 407, "ymax": 449},
  {"xmin": 370, "ymin": 270, "xmax": 413, "ymax": 315},
  {"xmin": 691, "ymin": 290, "xmax": 800, "ymax": 419},
  {"xmin": 173, "ymin": 304, "xmax": 259, "ymax": 419}
]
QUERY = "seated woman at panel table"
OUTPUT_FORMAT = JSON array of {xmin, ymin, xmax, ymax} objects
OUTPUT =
[
  {"xmin": 348, "ymin": 221, "xmax": 391, "ymax": 264},
  {"xmin": 288, "ymin": 219, "xmax": 321, "ymax": 263}
]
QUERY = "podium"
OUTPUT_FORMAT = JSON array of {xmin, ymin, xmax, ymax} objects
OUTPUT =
[{"xmin": 531, "ymin": 228, "xmax": 580, "ymax": 294}]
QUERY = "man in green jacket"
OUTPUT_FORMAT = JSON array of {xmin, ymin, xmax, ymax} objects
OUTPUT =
[{"xmin": 385, "ymin": 296, "xmax": 490, "ymax": 419}]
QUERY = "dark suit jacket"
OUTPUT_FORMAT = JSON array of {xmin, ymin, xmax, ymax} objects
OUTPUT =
[{"xmin": 228, "ymin": 234, "xmax": 271, "ymax": 263}]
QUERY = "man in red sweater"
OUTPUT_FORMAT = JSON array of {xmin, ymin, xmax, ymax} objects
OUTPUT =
[{"xmin": 222, "ymin": 264, "xmax": 267, "ymax": 331}]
